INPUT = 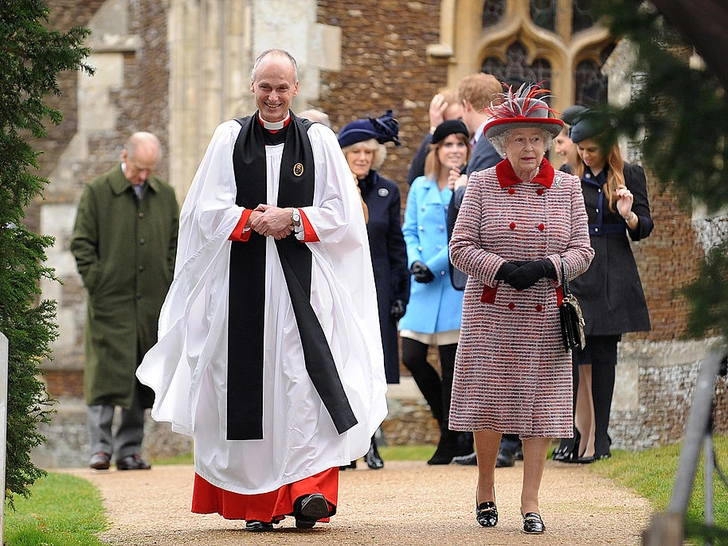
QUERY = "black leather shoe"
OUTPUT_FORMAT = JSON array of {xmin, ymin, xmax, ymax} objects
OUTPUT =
[
  {"xmin": 89, "ymin": 452, "xmax": 111, "ymax": 470},
  {"xmin": 339, "ymin": 460, "xmax": 357, "ymax": 470},
  {"xmin": 452, "ymin": 452, "xmax": 477, "ymax": 466},
  {"xmin": 476, "ymin": 501, "xmax": 498, "ymax": 527},
  {"xmin": 116, "ymin": 454, "xmax": 151, "ymax": 470},
  {"xmin": 294, "ymin": 493, "xmax": 329, "ymax": 529},
  {"xmin": 245, "ymin": 520, "xmax": 273, "ymax": 532},
  {"xmin": 364, "ymin": 439, "xmax": 384, "ymax": 470},
  {"xmin": 522, "ymin": 511, "xmax": 545, "ymax": 534},
  {"xmin": 495, "ymin": 449, "xmax": 515, "ymax": 468}
]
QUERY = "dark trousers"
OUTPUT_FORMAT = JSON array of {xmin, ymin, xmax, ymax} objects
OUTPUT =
[
  {"xmin": 401, "ymin": 338, "xmax": 457, "ymax": 430},
  {"xmin": 583, "ymin": 335, "xmax": 619, "ymax": 457}
]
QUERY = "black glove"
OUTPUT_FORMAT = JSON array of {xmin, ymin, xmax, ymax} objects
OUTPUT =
[
  {"xmin": 390, "ymin": 300, "xmax": 407, "ymax": 320},
  {"xmin": 495, "ymin": 262, "xmax": 518, "ymax": 280},
  {"xmin": 505, "ymin": 259, "xmax": 556, "ymax": 290},
  {"xmin": 410, "ymin": 260, "xmax": 435, "ymax": 283}
]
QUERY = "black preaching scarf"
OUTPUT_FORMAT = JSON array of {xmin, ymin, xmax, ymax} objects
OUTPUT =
[{"xmin": 228, "ymin": 112, "xmax": 358, "ymax": 440}]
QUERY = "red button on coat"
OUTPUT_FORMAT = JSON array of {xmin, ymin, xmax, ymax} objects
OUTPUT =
[
  {"xmin": 536, "ymin": 304, "xmax": 543, "ymax": 312},
  {"xmin": 538, "ymin": 223, "xmax": 545, "ymax": 231},
  {"xmin": 508, "ymin": 302, "xmax": 515, "ymax": 310},
  {"xmin": 536, "ymin": 188, "xmax": 544, "ymax": 195},
  {"xmin": 508, "ymin": 188, "xmax": 516, "ymax": 194},
  {"xmin": 509, "ymin": 222, "xmax": 516, "ymax": 230}
]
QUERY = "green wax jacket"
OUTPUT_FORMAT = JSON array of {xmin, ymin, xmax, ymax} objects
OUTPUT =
[{"xmin": 70, "ymin": 164, "xmax": 179, "ymax": 409}]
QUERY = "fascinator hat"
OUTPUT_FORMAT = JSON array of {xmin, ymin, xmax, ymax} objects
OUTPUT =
[
  {"xmin": 564, "ymin": 105, "xmax": 609, "ymax": 144},
  {"xmin": 338, "ymin": 110, "xmax": 401, "ymax": 148},
  {"xmin": 484, "ymin": 83, "xmax": 564, "ymax": 140}
]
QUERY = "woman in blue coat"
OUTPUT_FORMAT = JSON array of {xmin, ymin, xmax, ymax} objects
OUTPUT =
[
  {"xmin": 400, "ymin": 120, "xmax": 470, "ymax": 464},
  {"xmin": 338, "ymin": 111, "xmax": 410, "ymax": 469}
]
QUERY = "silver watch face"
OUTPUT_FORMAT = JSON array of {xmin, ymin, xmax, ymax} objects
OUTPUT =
[{"xmin": 292, "ymin": 210, "xmax": 301, "ymax": 224}]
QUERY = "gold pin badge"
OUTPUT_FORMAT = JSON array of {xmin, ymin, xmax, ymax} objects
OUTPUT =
[{"xmin": 293, "ymin": 163, "xmax": 304, "ymax": 177}]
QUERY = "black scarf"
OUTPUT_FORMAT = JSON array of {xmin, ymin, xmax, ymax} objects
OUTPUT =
[{"xmin": 227, "ymin": 112, "xmax": 357, "ymax": 440}]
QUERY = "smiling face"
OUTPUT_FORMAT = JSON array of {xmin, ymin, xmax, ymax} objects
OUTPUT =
[
  {"xmin": 436, "ymin": 133, "xmax": 468, "ymax": 172},
  {"xmin": 250, "ymin": 53, "xmax": 299, "ymax": 123},
  {"xmin": 345, "ymin": 141, "xmax": 376, "ymax": 178},
  {"xmin": 504, "ymin": 127, "xmax": 546, "ymax": 179}
]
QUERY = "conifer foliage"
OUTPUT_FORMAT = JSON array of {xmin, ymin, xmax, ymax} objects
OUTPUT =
[
  {"xmin": 592, "ymin": 0, "xmax": 728, "ymax": 341},
  {"xmin": 0, "ymin": 1, "xmax": 91, "ymax": 505}
]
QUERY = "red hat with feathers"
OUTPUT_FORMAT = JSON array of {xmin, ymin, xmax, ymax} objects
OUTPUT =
[{"xmin": 484, "ymin": 82, "xmax": 563, "ymax": 140}]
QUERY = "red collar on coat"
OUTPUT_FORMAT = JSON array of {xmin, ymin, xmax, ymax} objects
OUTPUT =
[{"xmin": 496, "ymin": 158, "xmax": 554, "ymax": 189}]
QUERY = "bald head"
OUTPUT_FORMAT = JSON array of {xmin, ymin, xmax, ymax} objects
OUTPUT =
[{"xmin": 121, "ymin": 132, "xmax": 161, "ymax": 185}]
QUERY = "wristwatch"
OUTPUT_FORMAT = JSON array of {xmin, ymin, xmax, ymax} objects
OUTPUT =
[{"xmin": 291, "ymin": 208, "xmax": 301, "ymax": 227}]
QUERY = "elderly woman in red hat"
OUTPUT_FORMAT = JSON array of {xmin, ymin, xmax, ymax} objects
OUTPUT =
[{"xmin": 449, "ymin": 84, "xmax": 594, "ymax": 534}]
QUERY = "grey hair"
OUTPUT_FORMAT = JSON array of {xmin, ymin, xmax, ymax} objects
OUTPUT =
[
  {"xmin": 251, "ymin": 49, "xmax": 299, "ymax": 82},
  {"xmin": 341, "ymin": 138, "xmax": 387, "ymax": 171},
  {"xmin": 489, "ymin": 128, "xmax": 554, "ymax": 157}
]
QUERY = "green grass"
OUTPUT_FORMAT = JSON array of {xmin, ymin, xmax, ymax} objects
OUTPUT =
[
  {"xmin": 5, "ymin": 437, "xmax": 727, "ymax": 544},
  {"xmin": 589, "ymin": 435, "xmax": 728, "ymax": 544},
  {"xmin": 4, "ymin": 472, "xmax": 106, "ymax": 546}
]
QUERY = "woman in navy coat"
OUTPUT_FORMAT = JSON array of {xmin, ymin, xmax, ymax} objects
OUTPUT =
[
  {"xmin": 338, "ymin": 111, "xmax": 410, "ymax": 469},
  {"xmin": 561, "ymin": 107, "xmax": 653, "ymax": 462}
]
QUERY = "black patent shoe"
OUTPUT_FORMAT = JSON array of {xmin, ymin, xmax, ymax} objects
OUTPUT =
[
  {"xmin": 476, "ymin": 501, "xmax": 498, "ymax": 527},
  {"xmin": 294, "ymin": 493, "xmax": 330, "ymax": 529},
  {"xmin": 245, "ymin": 520, "xmax": 273, "ymax": 532},
  {"xmin": 364, "ymin": 438, "xmax": 384, "ymax": 469},
  {"xmin": 339, "ymin": 460, "xmax": 357, "ymax": 471},
  {"xmin": 522, "ymin": 511, "xmax": 545, "ymax": 534}
]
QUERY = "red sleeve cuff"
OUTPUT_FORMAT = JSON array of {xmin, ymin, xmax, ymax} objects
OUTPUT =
[
  {"xmin": 229, "ymin": 209, "xmax": 253, "ymax": 241},
  {"xmin": 299, "ymin": 210, "xmax": 319, "ymax": 243}
]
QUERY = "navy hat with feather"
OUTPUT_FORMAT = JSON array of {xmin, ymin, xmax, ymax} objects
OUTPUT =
[{"xmin": 338, "ymin": 110, "xmax": 401, "ymax": 148}]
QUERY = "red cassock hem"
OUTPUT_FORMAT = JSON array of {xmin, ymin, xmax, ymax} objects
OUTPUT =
[{"xmin": 191, "ymin": 467, "xmax": 339, "ymax": 522}]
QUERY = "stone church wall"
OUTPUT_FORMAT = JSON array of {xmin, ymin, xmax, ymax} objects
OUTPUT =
[{"xmin": 25, "ymin": 0, "xmax": 727, "ymax": 467}]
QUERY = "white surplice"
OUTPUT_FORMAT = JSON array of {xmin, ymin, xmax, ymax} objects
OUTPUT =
[{"xmin": 137, "ymin": 119, "xmax": 387, "ymax": 495}]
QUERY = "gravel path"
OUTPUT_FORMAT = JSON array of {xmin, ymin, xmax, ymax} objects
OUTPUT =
[{"xmin": 66, "ymin": 459, "xmax": 653, "ymax": 545}]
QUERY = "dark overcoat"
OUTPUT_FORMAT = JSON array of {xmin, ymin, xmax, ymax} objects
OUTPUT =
[
  {"xmin": 359, "ymin": 170, "xmax": 410, "ymax": 384},
  {"xmin": 70, "ymin": 164, "xmax": 179, "ymax": 409},
  {"xmin": 569, "ymin": 162, "xmax": 653, "ymax": 335}
]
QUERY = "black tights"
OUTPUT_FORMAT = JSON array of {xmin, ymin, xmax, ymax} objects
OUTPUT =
[{"xmin": 401, "ymin": 337, "xmax": 457, "ymax": 430}]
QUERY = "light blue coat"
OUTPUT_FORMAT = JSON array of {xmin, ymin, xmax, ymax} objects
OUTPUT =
[{"xmin": 399, "ymin": 176, "xmax": 463, "ymax": 334}]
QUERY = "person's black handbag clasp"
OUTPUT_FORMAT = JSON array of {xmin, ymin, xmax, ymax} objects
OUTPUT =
[{"xmin": 559, "ymin": 258, "xmax": 586, "ymax": 352}]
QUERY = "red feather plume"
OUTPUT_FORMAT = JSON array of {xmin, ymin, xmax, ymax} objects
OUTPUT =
[{"xmin": 487, "ymin": 82, "xmax": 560, "ymax": 120}]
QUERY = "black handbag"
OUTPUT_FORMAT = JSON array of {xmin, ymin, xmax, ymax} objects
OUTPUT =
[{"xmin": 559, "ymin": 259, "xmax": 586, "ymax": 352}]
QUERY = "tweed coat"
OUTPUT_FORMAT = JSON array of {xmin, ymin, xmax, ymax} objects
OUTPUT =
[
  {"xmin": 448, "ymin": 159, "xmax": 594, "ymax": 437},
  {"xmin": 71, "ymin": 164, "xmax": 179, "ymax": 410},
  {"xmin": 399, "ymin": 176, "xmax": 463, "ymax": 335},
  {"xmin": 359, "ymin": 170, "xmax": 410, "ymax": 383},
  {"xmin": 569, "ymin": 162, "xmax": 653, "ymax": 335}
]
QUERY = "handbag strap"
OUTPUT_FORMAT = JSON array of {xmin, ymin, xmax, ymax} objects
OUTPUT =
[{"xmin": 561, "ymin": 258, "xmax": 571, "ymax": 297}]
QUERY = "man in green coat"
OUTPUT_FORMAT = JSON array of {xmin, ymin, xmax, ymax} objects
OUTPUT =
[{"xmin": 71, "ymin": 132, "xmax": 179, "ymax": 470}]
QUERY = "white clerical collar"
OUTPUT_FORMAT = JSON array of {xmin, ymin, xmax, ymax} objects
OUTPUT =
[{"xmin": 260, "ymin": 113, "xmax": 290, "ymax": 131}]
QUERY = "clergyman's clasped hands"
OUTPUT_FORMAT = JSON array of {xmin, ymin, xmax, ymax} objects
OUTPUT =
[
  {"xmin": 250, "ymin": 204, "xmax": 295, "ymax": 240},
  {"xmin": 495, "ymin": 260, "xmax": 557, "ymax": 291}
]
